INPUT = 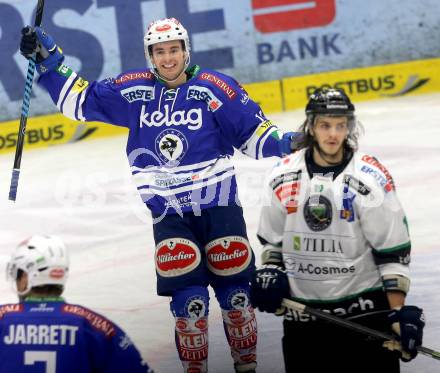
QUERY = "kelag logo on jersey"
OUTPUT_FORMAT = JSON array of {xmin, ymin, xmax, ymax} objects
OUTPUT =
[
  {"xmin": 140, "ymin": 105, "xmax": 202, "ymax": 130},
  {"xmin": 186, "ymin": 86, "xmax": 223, "ymax": 112},
  {"xmin": 252, "ymin": 0, "xmax": 336, "ymax": 33},
  {"xmin": 121, "ymin": 85, "xmax": 155, "ymax": 103}
]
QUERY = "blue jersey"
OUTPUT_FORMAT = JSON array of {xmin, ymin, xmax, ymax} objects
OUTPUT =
[
  {"xmin": 0, "ymin": 298, "xmax": 152, "ymax": 373},
  {"xmin": 38, "ymin": 65, "xmax": 285, "ymax": 216}
]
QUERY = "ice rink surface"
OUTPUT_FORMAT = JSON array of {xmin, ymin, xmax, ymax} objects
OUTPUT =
[{"xmin": 1, "ymin": 93, "xmax": 439, "ymax": 372}]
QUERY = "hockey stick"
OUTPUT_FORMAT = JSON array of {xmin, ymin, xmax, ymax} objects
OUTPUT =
[
  {"xmin": 8, "ymin": 0, "xmax": 45, "ymax": 201},
  {"xmin": 282, "ymin": 298, "xmax": 440, "ymax": 361}
]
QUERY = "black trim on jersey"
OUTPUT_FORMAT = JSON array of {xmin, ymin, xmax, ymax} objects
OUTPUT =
[
  {"xmin": 257, "ymin": 234, "xmax": 282, "ymax": 247},
  {"xmin": 343, "ymin": 175, "xmax": 371, "ymax": 196},
  {"xmin": 270, "ymin": 170, "xmax": 302, "ymax": 190},
  {"xmin": 305, "ymin": 147, "xmax": 353, "ymax": 180},
  {"xmin": 372, "ymin": 243, "xmax": 411, "ymax": 265}
]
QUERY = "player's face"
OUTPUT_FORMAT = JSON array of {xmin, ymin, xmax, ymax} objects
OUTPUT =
[
  {"xmin": 151, "ymin": 40, "xmax": 187, "ymax": 84},
  {"xmin": 311, "ymin": 115, "xmax": 349, "ymax": 163}
]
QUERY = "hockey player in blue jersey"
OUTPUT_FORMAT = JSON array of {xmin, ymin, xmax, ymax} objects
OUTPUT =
[
  {"xmin": 20, "ymin": 18, "xmax": 301, "ymax": 372},
  {"xmin": 0, "ymin": 235, "xmax": 153, "ymax": 373}
]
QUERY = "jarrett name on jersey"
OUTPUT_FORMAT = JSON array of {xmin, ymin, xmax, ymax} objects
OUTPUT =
[
  {"xmin": 38, "ymin": 65, "xmax": 284, "ymax": 216},
  {"xmin": 0, "ymin": 300, "xmax": 151, "ymax": 373},
  {"xmin": 258, "ymin": 149, "xmax": 411, "ymax": 318}
]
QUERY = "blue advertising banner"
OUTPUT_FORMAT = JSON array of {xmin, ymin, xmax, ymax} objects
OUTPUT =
[{"xmin": 0, "ymin": 0, "xmax": 439, "ymax": 121}]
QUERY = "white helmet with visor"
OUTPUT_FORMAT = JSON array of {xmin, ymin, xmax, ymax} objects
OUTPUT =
[
  {"xmin": 6, "ymin": 235, "xmax": 69, "ymax": 296},
  {"xmin": 143, "ymin": 17, "xmax": 191, "ymax": 81}
]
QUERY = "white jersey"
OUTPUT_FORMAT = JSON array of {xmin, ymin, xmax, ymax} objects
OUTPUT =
[{"xmin": 258, "ymin": 149, "xmax": 411, "ymax": 305}]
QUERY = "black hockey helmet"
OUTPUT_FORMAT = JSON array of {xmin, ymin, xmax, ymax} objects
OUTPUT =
[{"xmin": 306, "ymin": 88, "xmax": 355, "ymax": 116}]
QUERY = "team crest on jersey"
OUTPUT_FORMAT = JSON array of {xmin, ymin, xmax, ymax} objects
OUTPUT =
[
  {"xmin": 155, "ymin": 129, "xmax": 188, "ymax": 165},
  {"xmin": 185, "ymin": 296, "xmax": 207, "ymax": 318},
  {"xmin": 228, "ymin": 289, "xmax": 250, "ymax": 310},
  {"xmin": 304, "ymin": 195, "xmax": 332, "ymax": 231}
]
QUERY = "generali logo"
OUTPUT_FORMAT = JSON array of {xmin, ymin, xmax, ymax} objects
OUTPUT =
[{"xmin": 252, "ymin": 0, "xmax": 336, "ymax": 33}]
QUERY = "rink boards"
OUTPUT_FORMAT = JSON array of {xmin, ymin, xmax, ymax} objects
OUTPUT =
[{"xmin": 0, "ymin": 57, "xmax": 439, "ymax": 155}]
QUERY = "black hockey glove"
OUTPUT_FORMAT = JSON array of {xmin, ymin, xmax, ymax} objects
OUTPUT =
[
  {"xmin": 20, "ymin": 26, "xmax": 64, "ymax": 74},
  {"xmin": 388, "ymin": 305, "xmax": 425, "ymax": 362},
  {"xmin": 250, "ymin": 264, "xmax": 290, "ymax": 314}
]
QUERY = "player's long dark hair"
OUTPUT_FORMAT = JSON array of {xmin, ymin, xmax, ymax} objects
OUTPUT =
[{"xmin": 295, "ymin": 114, "xmax": 363, "ymax": 153}]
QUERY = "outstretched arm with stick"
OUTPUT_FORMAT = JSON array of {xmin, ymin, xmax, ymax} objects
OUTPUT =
[
  {"xmin": 9, "ymin": 0, "xmax": 64, "ymax": 201},
  {"xmin": 8, "ymin": 0, "xmax": 45, "ymax": 201}
]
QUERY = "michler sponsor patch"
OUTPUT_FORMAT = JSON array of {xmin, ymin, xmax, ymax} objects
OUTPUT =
[
  {"xmin": 198, "ymin": 73, "xmax": 237, "ymax": 99},
  {"xmin": 0, "ymin": 304, "xmax": 23, "ymax": 319},
  {"xmin": 155, "ymin": 238, "xmax": 201, "ymax": 277},
  {"xmin": 361, "ymin": 155, "xmax": 395, "ymax": 192},
  {"xmin": 115, "ymin": 71, "xmax": 154, "ymax": 84},
  {"xmin": 62, "ymin": 304, "xmax": 115, "ymax": 338},
  {"xmin": 205, "ymin": 236, "xmax": 251, "ymax": 276}
]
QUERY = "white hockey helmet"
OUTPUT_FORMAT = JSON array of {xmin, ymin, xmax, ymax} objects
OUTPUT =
[
  {"xmin": 143, "ymin": 17, "xmax": 191, "ymax": 72},
  {"xmin": 6, "ymin": 235, "xmax": 69, "ymax": 296}
]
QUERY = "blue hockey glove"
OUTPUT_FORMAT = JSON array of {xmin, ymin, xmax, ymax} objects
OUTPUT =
[
  {"xmin": 279, "ymin": 132, "xmax": 304, "ymax": 156},
  {"xmin": 388, "ymin": 305, "xmax": 425, "ymax": 362},
  {"xmin": 250, "ymin": 264, "xmax": 290, "ymax": 314},
  {"xmin": 20, "ymin": 26, "xmax": 64, "ymax": 74}
]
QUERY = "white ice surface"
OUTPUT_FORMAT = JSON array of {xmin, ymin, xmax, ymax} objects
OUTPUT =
[{"xmin": 1, "ymin": 93, "xmax": 439, "ymax": 372}]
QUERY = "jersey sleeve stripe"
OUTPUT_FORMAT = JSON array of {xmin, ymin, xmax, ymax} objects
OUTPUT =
[
  {"xmin": 56, "ymin": 71, "xmax": 77, "ymax": 111},
  {"xmin": 374, "ymin": 241, "xmax": 411, "ymax": 253},
  {"xmin": 258, "ymin": 126, "xmax": 278, "ymax": 159},
  {"xmin": 240, "ymin": 122, "xmax": 278, "ymax": 159},
  {"xmin": 76, "ymin": 89, "xmax": 88, "ymax": 122}
]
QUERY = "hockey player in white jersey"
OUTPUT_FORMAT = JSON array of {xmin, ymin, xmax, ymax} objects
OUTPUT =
[{"xmin": 250, "ymin": 88, "xmax": 425, "ymax": 372}]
